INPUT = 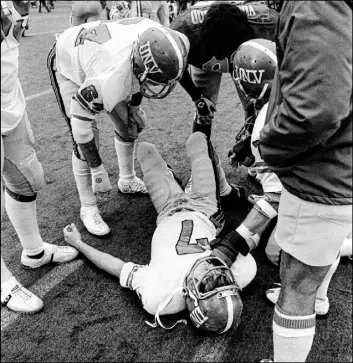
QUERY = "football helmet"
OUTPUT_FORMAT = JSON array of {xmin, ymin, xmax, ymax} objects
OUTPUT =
[
  {"xmin": 183, "ymin": 256, "xmax": 243, "ymax": 335},
  {"xmin": 232, "ymin": 38, "xmax": 277, "ymax": 103},
  {"xmin": 132, "ymin": 26, "xmax": 190, "ymax": 99},
  {"xmin": 267, "ymin": 0, "xmax": 283, "ymax": 13}
]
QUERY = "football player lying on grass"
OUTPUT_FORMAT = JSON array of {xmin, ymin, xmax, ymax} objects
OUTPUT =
[
  {"xmin": 64, "ymin": 132, "xmax": 257, "ymax": 334},
  {"xmin": 224, "ymin": 38, "xmax": 352, "ymax": 317}
]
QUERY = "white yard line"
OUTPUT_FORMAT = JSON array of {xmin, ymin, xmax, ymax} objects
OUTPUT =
[
  {"xmin": 25, "ymin": 89, "xmax": 53, "ymax": 101},
  {"xmin": 1, "ymin": 260, "xmax": 83, "ymax": 330}
]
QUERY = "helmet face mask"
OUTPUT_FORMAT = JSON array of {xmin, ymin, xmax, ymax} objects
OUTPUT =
[
  {"xmin": 132, "ymin": 26, "xmax": 189, "ymax": 99},
  {"xmin": 232, "ymin": 38, "xmax": 277, "ymax": 104},
  {"xmin": 183, "ymin": 256, "xmax": 243, "ymax": 335}
]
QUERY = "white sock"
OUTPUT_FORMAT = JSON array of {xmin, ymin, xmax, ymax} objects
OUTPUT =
[
  {"xmin": 4, "ymin": 192, "xmax": 44, "ymax": 256},
  {"xmin": 316, "ymin": 255, "xmax": 340, "ymax": 301},
  {"xmin": 1, "ymin": 256, "xmax": 13, "ymax": 284},
  {"xmin": 114, "ymin": 138, "xmax": 136, "ymax": 183},
  {"xmin": 273, "ymin": 304, "xmax": 315, "ymax": 362},
  {"xmin": 72, "ymin": 152, "xmax": 96, "ymax": 209},
  {"xmin": 216, "ymin": 156, "xmax": 231, "ymax": 196},
  {"xmin": 340, "ymin": 235, "xmax": 352, "ymax": 257}
]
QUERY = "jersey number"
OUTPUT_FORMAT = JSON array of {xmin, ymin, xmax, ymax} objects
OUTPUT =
[
  {"xmin": 175, "ymin": 220, "xmax": 210, "ymax": 255},
  {"xmin": 75, "ymin": 24, "xmax": 112, "ymax": 46}
]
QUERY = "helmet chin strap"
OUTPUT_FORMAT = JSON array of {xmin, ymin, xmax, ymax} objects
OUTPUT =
[{"xmin": 144, "ymin": 287, "xmax": 187, "ymax": 330}]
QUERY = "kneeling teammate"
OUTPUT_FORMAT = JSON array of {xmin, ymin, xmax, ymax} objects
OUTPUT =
[
  {"xmin": 225, "ymin": 38, "xmax": 350, "ymax": 317},
  {"xmin": 64, "ymin": 132, "xmax": 257, "ymax": 334}
]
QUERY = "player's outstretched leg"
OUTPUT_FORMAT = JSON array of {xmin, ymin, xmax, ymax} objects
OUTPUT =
[
  {"xmin": 186, "ymin": 132, "xmax": 217, "ymax": 202},
  {"xmin": 137, "ymin": 142, "xmax": 183, "ymax": 214}
]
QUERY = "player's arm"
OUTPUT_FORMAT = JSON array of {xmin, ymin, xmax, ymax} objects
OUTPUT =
[
  {"xmin": 158, "ymin": 1, "xmax": 170, "ymax": 27},
  {"xmin": 63, "ymin": 223, "xmax": 125, "ymax": 278},
  {"xmin": 259, "ymin": 1, "xmax": 352, "ymax": 172}
]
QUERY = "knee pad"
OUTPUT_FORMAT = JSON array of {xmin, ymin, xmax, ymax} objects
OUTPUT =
[{"xmin": 2, "ymin": 151, "xmax": 45, "ymax": 196}]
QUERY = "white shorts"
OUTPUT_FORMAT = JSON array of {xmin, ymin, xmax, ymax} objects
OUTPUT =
[{"xmin": 276, "ymin": 188, "xmax": 352, "ymax": 266}]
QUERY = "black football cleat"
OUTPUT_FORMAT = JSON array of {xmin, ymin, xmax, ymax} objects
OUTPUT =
[{"xmin": 220, "ymin": 183, "xmax": 247, "ymax": 210}]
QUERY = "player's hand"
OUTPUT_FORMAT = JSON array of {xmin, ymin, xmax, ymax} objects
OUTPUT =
[
  {"xmin": 129, "ymin": 105, "xmax": 146, "ymax": 133},
  {"xmin": 194, "ymin": 97, "xmax": 217, "ymax": 125},
  {"xmin": 91, "ymin": 164, "xmax": 112, "ymax": 193},
  {"xmin": 228, "ymin": 128, "xmax": 254, "ymax": 168},
  {"xmin": 63, "ymin": 223, "xmax": 82, "ymax": 247}
]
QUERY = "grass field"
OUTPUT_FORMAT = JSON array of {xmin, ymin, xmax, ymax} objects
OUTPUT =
[{"xmin": 1, "ymin": 2, "xmax": 352, "ymax": 362}]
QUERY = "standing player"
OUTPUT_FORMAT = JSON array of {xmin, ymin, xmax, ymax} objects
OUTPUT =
[
  {"xmin": 259, "ymin": 2, "xmax": 352, "ymax": 361},
  {"xmin": 63, "ymin": 132, "xmax": 257, "ymax": 334},
  {"xmin": 47, "ymin": 18, "xmax": 189, "ymax": 237},
  {"xmin": 170, "ymin": 1, "xmax": 279, "ymax": 208},
  {"xmin": 129, "ymin": 1, "xmax": 170, "ymax": 27},
  {"xmin": 69, "ymin": 1, "xmax": 105, "ymax": 26},
  {"xmin": 1, "ymin": 0, "xmax": 78, "ymax": 314}
]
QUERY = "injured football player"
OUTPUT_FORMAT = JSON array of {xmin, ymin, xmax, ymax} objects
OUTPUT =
[{"xmin": 63, "ymin": 131, "xmax": 257, "ymax": 335}]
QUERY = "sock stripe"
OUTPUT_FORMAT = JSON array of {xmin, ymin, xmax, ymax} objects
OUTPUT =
[{"xmin": 274, "ymin": 305, "xmax": 316, "ymax": 336}]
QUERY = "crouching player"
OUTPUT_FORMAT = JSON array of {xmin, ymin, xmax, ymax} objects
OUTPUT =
[
  {"xmin": 63, "ymin": 132, "xmax": 257, "ymax": 334},
  {"xmin": 226, "ymin": 38, "xmax": 350, "ymax": 317},
  {"xmin": 47, "ymin": 17, "xmax": 189, "ymax": 237}
]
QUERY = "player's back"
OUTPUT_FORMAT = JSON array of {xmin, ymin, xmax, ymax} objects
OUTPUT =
[{"xmin": 56, "ymin": 17, "xmax": 159, "ymax": 85}]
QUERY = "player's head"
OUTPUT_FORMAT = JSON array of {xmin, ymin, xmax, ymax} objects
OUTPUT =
[
  {"xmin": 132, "ymin": 26, "xmax": 190, "ymax": 99},
  {"xmin": 183, "ymin": 256, "xmax": 243, "ymax": 335},
  {"xmin": 232, "ymin": 38, "xmax": 277, "ymax": 104},
  {"xmin": 201, "ymin": 2, "xmax": 255, "ymax": 61}
]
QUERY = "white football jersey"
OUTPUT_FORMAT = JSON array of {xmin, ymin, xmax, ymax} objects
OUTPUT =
[
  {"xmin": 55, "ymin": 17, "xmax": 162, "ymax": 114},
  {"xmin": 120, "ymin": 211, "xmax": 256, "ymax": 317},
  {"xmin": 1, "ymin": 1, "xmax": 28, "ymax": 135},
  {"xmin": 249, "ymin": 103, "xmax": 282, "ymax": 193}
]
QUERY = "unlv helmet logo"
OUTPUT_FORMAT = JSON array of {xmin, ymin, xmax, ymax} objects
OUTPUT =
[
  {"xmin": 234, "ymin": 65, "xmax": 265, "ymax": 84},
  {"xmin": 139, "ymin": 41, "xmax": 162, "ymax": 75}
]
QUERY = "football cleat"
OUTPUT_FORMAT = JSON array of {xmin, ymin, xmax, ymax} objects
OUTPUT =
[
  {"xmin": 266, "ymin": 286, "xmax": 330, "ymax": 315},
  {"xmin": 80, "ymin": 207, "xmax": 111, "ymax": 237},
  {"xmin": 21, "ymin": 242, "xmax": 79, "ymax": 269},
  {"xmin": 220, "ymin": 183, "xmax": 246, "ymax": 210},
  {"xmin": 118, "ymin": 177, "xmax": 148, "ymax": 194},
  {"xmin": 1, "ymin": 276, "xmax": 44, "ymax": 314}
]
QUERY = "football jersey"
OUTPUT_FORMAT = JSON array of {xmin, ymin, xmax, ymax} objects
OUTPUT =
[
  {"xmin": 55, "ymin": 17, "xmax": 160, "ymax": 115},
  {"xmin": 170, "ymin": 1, "xmax": 278, "ymax": 73},
  {"xmin": 250, "ymin": 102, "xmax": 282, "ymax": 193},
  {"xmin": 1, "ymin": 1, "xmax": 29, "ymax": 135},
  {"xmin": 120, "ymin": 210, "xmax": 255, "ymax": 317}
]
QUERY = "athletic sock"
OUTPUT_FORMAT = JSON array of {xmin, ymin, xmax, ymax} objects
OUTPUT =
[
  {"xmin": 215, "ymin": 155, "xmax": 231, "ymax": 196},
  {"xmin": 4, "ymin": 191, "xmax": 44, "ymax": 256},
  {"xmin": 273, "ymin": 304, "xmax": 315, "ymax": 362},
  {"xmin": 316, "ymin": 255, "xmax": 340, "ymax": 301},
  {"xmin": 72, "ymin": 152, "xmax": 96, "ymax": 209},
  {"xmin": 114, "ymin": 138, "xmax": 136, "ymax": 183}
]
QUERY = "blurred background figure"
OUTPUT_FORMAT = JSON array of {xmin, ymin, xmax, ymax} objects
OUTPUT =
[
  {"xmin": 69, "ymin": 1, "xmax": 105, "ymax": 26},
  {"xmin": 38, "ymin": 0, "xmax": 50, "ymax": 13},
  {"xmin": 129, "ymin": 1, "xmax": 170, "ymax": 27}
]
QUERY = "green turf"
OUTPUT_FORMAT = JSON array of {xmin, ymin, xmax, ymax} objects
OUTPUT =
[{"xmin": 1, "ymin": 2, "xmax": 352, "ymax": 362}]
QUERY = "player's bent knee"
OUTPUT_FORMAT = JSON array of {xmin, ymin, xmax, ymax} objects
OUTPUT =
[{"xmin": 186, "ymin": 132, "xmax": 207, "ymax": 156}]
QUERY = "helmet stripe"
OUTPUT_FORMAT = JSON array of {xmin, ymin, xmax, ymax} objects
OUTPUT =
[
  {"xmin": 162, "ymin": 29, "xmax": 185, "ymax": 80},
  {"xmin": 246, "ymin": 41, "xmax": 277, "ymax": 65},
  {"xmin": 221, "ymin": 295, "xmax": 234, "ymax": 333}
]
